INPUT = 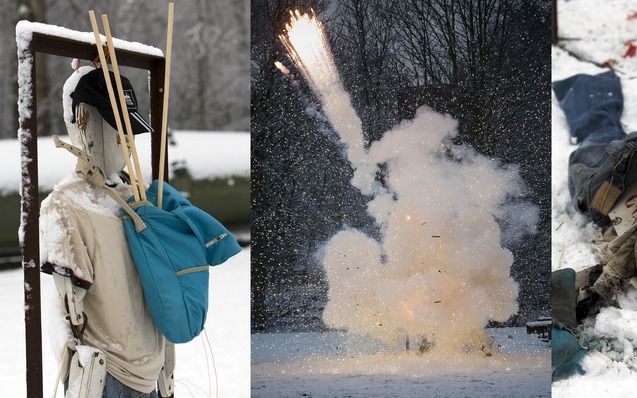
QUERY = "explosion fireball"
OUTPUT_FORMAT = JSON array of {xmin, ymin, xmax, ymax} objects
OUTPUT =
[{"xmin": 280, "ymin": 11, "xmax": 532, "ymax": 353}]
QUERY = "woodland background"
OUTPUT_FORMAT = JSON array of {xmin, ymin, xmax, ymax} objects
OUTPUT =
[{"xmin": 0, "ymin": 0, "xmax": 250, "ymax": 137}]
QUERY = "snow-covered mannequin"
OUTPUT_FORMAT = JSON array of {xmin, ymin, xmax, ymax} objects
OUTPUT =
[{"xmin": 40, "ymin": 66, "xmax": 173, "ymax": 397}]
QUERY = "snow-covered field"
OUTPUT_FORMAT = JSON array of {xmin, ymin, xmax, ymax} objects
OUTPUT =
[
  {"xmin": 558, "ymin": 0, "xmax": 637, "ymax": 76},
  {"xmin": 0, "ymin": 248, "xmax": 250, "ymax": 397},
  {"xmin": 252, "ymin": 328, "xmax": 550, "ymax": 397},
  {"xmin": 0, "ymin": 130, "xmax": 250, "ymax": 194},
  {"xmin": 553, "ymin": 0, "xmax": 637, "ymax": 394}
]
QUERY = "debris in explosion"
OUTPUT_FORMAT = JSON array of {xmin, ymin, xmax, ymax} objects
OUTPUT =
[{"xmin": 274, "ymin": 61, "xmax": 290, "ymax": 75}]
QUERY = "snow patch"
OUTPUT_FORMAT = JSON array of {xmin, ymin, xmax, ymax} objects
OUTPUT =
[
  {"xmin": 253, "ymin": 328, "xmax": 550, "ymax": 397},
  {"xmin": 62, "ymin": 66, "xmax": 95, "ymax": 124},
  {"xmin": 558, "ymin": 0, "xmax": 637, "ymax": 76}
]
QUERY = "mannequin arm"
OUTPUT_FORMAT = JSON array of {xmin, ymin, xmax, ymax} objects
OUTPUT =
[{"xmin": 52, "ymin": 273, "xmax": 86, "ymax": 328}]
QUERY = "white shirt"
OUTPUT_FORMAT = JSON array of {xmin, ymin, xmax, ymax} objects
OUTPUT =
[{"xmin": 40, "ymin": 175, "xmax": 164, "ymax": 393}]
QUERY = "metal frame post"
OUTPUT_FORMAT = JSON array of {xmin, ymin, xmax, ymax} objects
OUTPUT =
[{"xmin": 19, "ymin": 38, "xmax": 43, "ymax": 398}]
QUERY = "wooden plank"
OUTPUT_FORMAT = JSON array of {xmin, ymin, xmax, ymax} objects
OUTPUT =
[{"xmin": 157, "ymin": 2, "xmax": 175, "ymax": 208}]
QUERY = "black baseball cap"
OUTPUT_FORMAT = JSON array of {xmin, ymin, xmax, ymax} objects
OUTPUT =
[{"xmin": 71, "ymin": 68, "xmax": 153, "ymax": 135}]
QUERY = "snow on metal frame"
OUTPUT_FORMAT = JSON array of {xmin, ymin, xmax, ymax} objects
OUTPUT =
[
  {"xmin": 16, "ymin": 20, "xmax": 163, "ymax": 58},
  {"xmin": 16, "ymin": 24, "xmax": 34, "ymax": 248}
]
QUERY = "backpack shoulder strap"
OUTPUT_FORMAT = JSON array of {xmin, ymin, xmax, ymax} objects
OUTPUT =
[{"xmin": 52, "ymin": 136, "xmax": 146, "ymax": 232}]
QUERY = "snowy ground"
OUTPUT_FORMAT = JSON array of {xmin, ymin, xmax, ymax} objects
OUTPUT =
[
  {"xmin": 553, "ymin": 0, "xmax": 637, "ymax": 394},
  {"xmin": 0, "ymin": 248, "xmax": 250, "ymax": 397},
  {"xmin": 252, "ymin": 328, "xmax": 550, "ymax": 397},
  {"xmin": 558, "ymin": 0, "xmax": 637, "ymax": 76},
  {"xmin": 0, "ymin": 130, "xmax": 250, "ymax": 194}
]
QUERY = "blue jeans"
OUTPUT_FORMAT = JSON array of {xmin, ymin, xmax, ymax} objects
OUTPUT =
[
  {"xmin": 103, "ymin": 374, "xmax": 158, "ymax": 398},
  {"xmin": 553, "ymin": 70, "xmax": 633, "ymax": 224},
  {"xmin": 553, "ymin": 70, "xmax": 624, "ymax": 146}
]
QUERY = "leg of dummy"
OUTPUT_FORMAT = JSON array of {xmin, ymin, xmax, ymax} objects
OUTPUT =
[{"xmin": 158, "ymin": 341, "xmax": 175, "ymax": 397}]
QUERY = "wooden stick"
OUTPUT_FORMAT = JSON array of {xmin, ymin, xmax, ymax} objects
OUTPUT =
[
  {"xmin": 88, "ymin": 10, "xmax": 141, "ymax": 201},
  {"xmin": 101, "ymin": 14, "xmax": 147, "ymax": 201},
  {"xmin": 157, "ymin": 2, "xmax": 174, "ymax": 209}
]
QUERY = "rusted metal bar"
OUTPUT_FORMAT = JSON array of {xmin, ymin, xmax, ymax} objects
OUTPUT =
[
  {"xmin": 150, "ymin": 59, "xmax": 168, "ymax": 181},
  {"xmin": 19, "ymin": 41, "xmax": 43, "ymax": 398},
  {"xmin": 552, "ymin": 0, "xmax": 558, "ymax": 44},
  {"xmin": 31, "ymin": 32, "xmax": 163, "ymax": 69}
]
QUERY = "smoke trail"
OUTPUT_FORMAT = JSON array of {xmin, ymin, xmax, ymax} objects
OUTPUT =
[
  {"xmin": 281, "ymin": 12, "xmax": 527, "ymax": 352},
  {"xmin": 280, "ymin": 10, "xmax": 366, "ymax": 166}
]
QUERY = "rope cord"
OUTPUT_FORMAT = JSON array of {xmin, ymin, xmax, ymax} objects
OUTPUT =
[{"xmin": 203, "ymin": 328, "xmax": 219, "ymax": 398}]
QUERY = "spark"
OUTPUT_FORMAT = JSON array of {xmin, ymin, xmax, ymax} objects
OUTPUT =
[
  {"xmin": 274, "ymin": 61, "xmax": 289, "ymax": 75},
  {"xmin": 279, "ymin": 10, "xmax": 340, "ymax": 99}
]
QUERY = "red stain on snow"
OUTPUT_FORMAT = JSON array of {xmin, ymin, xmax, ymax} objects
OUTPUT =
[{"xmin": 624, "ymin": 41, "xmax": 637, "ymax": 58}]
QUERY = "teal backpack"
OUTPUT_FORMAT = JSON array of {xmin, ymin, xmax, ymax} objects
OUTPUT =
[
  {"xmin": 120, "ymin": 180, "xmax": 241, "ymax": 343},
  {"xmin": 54, "ymin": 137, "xmax": 242, "ymax": 343}
]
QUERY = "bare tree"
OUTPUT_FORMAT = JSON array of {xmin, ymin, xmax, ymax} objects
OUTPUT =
[
  {"xmin": 331, "ymin": 0, "xmax": 404, "ymax": 142},
  {"xmin": 391, "ymin": 0, "xmax": 522, "ymax": 155}
]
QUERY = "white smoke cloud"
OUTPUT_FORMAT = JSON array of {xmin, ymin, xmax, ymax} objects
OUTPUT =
[
  {"xmin": 322, "ymin": 107, "xmax": 523, "ymax": 352},
  {"xmin": 281, "ymin": 12, "xmax": 534, "ymax": 354}
]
